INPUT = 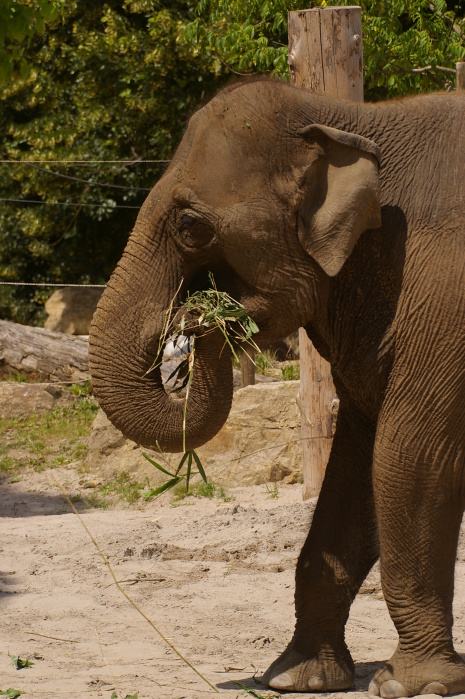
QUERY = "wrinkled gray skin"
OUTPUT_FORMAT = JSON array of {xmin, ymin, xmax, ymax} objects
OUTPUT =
[{"xmin": 89, "ymin": 80, "xmax": 465, "ymax": 697}]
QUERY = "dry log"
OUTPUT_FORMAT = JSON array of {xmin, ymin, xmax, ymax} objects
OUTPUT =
[{"xmin": 0, "ymin": 319, "xmax": 89, "ymax": 382}]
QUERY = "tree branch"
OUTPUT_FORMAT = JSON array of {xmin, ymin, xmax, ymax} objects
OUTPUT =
[
  {"xmin": 377, "ymin": 64, "xmax": 456, "ymax": 76},
  {"xmin": 215, "ymin": 53, "xmax": 259, "ymax": 76},
  {"xmin": 428, "ymin": 2, "xmax": 465, "ymax": 40}
]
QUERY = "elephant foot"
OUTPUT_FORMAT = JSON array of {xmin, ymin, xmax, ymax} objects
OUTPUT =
[
  {"xmin": 368, "ymin": 648, "xmax": 465, "ymax": 698},
  {"xmin": 262, "ymin": 640, "xmax": 354, "ymax": 692}
]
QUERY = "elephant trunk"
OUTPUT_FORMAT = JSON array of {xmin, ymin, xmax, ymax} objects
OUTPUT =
[{"xmin": 89, "ymin": 226, "xmax": 234, "ymax": 453}]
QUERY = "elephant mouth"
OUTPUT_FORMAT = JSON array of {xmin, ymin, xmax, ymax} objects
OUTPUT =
[
  {"xmin": 179, "ymin": 262, "xmax": 270, "ymax": 337},
  {"xmin": 155, "ymin": 262, "xmax": 267, "ymax": 396},
  {"xmin": 180, "ymin": 262, "xmax": 248, "ymax": 304}
]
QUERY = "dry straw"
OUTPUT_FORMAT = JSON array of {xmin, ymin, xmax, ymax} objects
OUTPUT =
[{"xmin": 143, "ymin": 273, "xmax": 261, "ymax": 497}]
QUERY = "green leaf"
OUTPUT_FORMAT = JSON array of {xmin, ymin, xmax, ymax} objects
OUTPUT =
[
  {"xmin": 141, "ymin": 453, "xmax": 176, "ymax": 478},
  {"xmin": 19, "ymin": 59, "xmax": 29, "ymax": 80},
  {"xmin": 0, "ymin": 690, "xmax": 25, "ymax": 699},
  {"xmin": 11, "ymin": 656, "xmax": 34, "ymax": 669},
  {"xmin": 191, "ymin": 450, "xmax": 207, "ymax": 483},
  {"xmin": 175, "ymin": 450, "xmax": 190, "ymax": 476},
  {"xmin": 40, "ymin": 1, "xmax": 60, "ymax": 22},
  {"xmin": 142, "ymin": 477, "xmax": 182, "ymax": 499},
  {"xmin": 35, "ymin": 16, "xmax": 46, "ymax": 35},
  {"xmin": 0, "ymin": 51, "xmax": 13, "ymax": 82}
]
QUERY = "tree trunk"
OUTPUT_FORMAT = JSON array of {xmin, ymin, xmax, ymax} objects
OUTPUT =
[{"xmin": 0, "ymin": 320, "xmax": 90, "ymax": 382}]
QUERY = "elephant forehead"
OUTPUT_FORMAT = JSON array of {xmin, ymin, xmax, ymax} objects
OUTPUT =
[{"xmin": 176, "ymin": 106, "xmax": 276, "ymax": 206}]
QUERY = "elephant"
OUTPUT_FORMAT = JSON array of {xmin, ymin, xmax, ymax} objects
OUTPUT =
[{"xmin": 89, "ymin": 78, "xmax": 465, "ymax": 697}]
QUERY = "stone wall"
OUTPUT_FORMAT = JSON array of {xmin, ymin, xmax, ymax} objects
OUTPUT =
[
  {"xmin": 44, "ymin": 288, "xmax": 103, "ymax": 335},
  {"xmin": 86, "ymin": 381, "xmax": 303, "ymax": 487}
]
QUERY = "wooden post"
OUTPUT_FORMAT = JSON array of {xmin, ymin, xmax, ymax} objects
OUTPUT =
[
  {"xmin": 288, "ymin": 7, "xmax": 363, "ymax": 100},
  {"xmin": 457, "ymin": 62, "xmax": 465, "ymax": 91},
  {"xmin": 288, "ymin": 7, "xmax": 364, "ymax": 499},
  {"xmin": 240, "ymin": 347, "xmax": 256, "ymax": 387}
]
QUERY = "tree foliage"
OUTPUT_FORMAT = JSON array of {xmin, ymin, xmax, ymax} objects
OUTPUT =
[
  {"xmin": 185, "ymin": 0, "xmax": 465, "ymax": 98},
  {"xmin": 0, "ymin": 0, "xmax": 65, "ymax": 82},
  {"xmin": 0, "ymin": 0, "xmax": 224, "ymax": 324},
  {"xmin": 0, "ymin": 0, "xmax": 464, "ymax": 325}
]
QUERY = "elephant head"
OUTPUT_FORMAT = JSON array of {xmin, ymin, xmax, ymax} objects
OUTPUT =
[{"xmin": 89, "ymin": 81, "xmax": 381, "ymax": 453}]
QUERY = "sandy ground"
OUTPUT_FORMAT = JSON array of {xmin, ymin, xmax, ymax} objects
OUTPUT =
[{"xmin": 1, "ymin": 469, "xmax": 464, "ymax": 699}]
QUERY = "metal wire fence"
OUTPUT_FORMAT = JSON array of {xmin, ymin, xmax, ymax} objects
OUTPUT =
[{"xmin": 0, "ymin": 158, "xmax": 171, "ymax": 299}]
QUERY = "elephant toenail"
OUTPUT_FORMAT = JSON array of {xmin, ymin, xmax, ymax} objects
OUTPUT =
[
  {"xmin": 379, "ymin": 679, "xmax": 408, "ymax": 698},
  {"xmin": 268, "ymin": 671, "xmax": 294, "ymax": 690},
  {"xmin": 368, "ymin": 679, "xmax": 381, "ymax": 696},
  {"xmin": 420, "ymin": 681, "xmax": 447, "ymax": 695},
  {"xmin": 308, "ymin": 676, "xmax": 324, "ymax": 690}
]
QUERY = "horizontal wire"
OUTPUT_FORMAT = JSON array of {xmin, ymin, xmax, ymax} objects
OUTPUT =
[
  {"xmin": 0, "ymin": 282, "xmax": 107, "ymax": 288},
  {"xmin": 0, "ymin": 304, "xmax": 44, "ymax": 308},
  {"xmin": 0, "ymin": 305, "xmax": 95, "ymax": 309},
  {"xmin": 0, "ymin": 159, "xmax": 171, "ymax": 164},
  {"xmin": 0, "ymin": 197, "xmax": 140, "ymax": 209},
  {"xmin": 17, "ymin": 162, "xmax": 152, "ymax": 191}
]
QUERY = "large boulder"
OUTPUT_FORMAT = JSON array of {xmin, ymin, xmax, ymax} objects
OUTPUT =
[
  {"xmin": 86, "ymin": 381, "xmax": 303, "ymax": 486},
  {"xmin": 0, "ymin": 381, "xmax": 76, "ymax": 419},
  {"xmin": 44, "ymin": 288, "xmax": 103, "ymax": 335}
]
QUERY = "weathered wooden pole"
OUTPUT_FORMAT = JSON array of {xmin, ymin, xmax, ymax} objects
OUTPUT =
[
  {"xmin": 457, "ymin": 62, "xmax": 465, "ymax": 91},
  {"xmin": 288, "ymin": 7, "xmax": 364, "ymax": 499},
  {"xmin": 240, "ymin": 347, "xmax": 256, "ymax": 386}
]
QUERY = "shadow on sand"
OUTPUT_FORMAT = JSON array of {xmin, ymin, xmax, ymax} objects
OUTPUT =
[
  {"xmin": 216, "ymin": 655, "xmax": 465, "ymax": 694},
  {"xmin": 0, "ymin": 473, "xmax": 90, "ymax": 518},
  {"xmin": 216, "ymin": 660, "xmax": 386, "ymax": 694}
]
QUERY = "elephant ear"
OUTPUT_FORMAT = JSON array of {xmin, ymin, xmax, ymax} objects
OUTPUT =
[{"xmin": 295, "ymin": 124, "xmax": 382, "ymax": 277}]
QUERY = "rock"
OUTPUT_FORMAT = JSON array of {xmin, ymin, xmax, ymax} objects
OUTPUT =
[
  {"xmin": 0, "ymin": 381, "xmax": 76, "ymax": 419},
  {"xmin": 44, "ymin": 287, "xmax": 103, "ymax": 335},
  {"xmin": 87, "ymin": 381, "xmax": 303, "ymax": 486}
]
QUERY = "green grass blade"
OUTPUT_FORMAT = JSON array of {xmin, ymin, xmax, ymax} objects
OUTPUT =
[
  {"xmin": 175, "ymin": 451, "xmax": 190, "ymax": 476},
  {"xmin": 142, "ymin": 477, "xmax": 183, "ymax": 499},
  {"xmin": 191, "ymin": 450, "xmax": 207, "ymax": 483},
  {"xmin": 233, "ymin": 682, "xmax": 269, "ymax": 698},
  {"xmin": 141, "ymin": 453, "xmax": 176, "ymax": 478}
]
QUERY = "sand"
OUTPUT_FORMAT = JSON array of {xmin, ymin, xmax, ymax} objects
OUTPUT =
[{"xmin": 1, "ymin": 469, "xmax": 464, "ymax": 699}]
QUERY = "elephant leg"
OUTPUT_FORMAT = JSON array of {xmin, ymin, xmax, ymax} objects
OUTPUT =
[
  {"xmin": 368, "ymin": 395, "xmax": 465, "ymax": 699},
  {"xmin": 263, "ymin": 402, "xmax": 379, "ymax": 692}
]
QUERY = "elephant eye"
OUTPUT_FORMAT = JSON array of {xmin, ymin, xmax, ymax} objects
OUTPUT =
[
  {"xmin": 180, "ymin": 213, "xmax": 196, "ymax": 228},
  {"xmin": 175, "ymin": 210, "xmax": 214, "ymax": 248}
]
